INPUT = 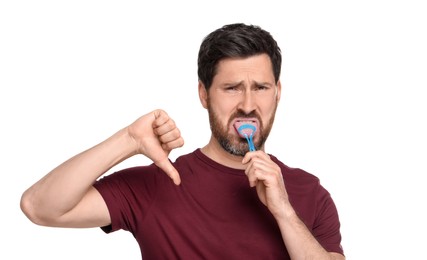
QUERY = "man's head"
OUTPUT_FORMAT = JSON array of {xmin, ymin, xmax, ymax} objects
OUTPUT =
[
  {"xmin": 198, "ymin": 23, "xmax": 282, "ymax": 156},
  {"xmin": 198, "ymin": 23, "xmax": 281, "ymax": 90}
]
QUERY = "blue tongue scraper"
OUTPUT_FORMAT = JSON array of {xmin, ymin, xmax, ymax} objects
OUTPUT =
[{"xmin": 237, "ymin": 124, "xmax": 256, "ymax": 152}]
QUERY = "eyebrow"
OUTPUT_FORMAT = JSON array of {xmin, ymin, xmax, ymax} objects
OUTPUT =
[{"xmin": 222, "ymin": 80, "xmax": 274, "ymax": 87}]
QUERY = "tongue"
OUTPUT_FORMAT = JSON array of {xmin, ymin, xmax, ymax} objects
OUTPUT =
[{"xmin": 234, "ymin": 121, "xmax": 257, "ymax": 138}]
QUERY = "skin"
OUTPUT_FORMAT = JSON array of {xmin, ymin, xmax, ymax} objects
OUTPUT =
[
  {"xmin": 20, "ymin": 53, "xmax": 344, "ymax": 259},
  {"xmin": 199, "ymin": 54, "xmax": 345, "ymax": 260},
  {"xmin": 20, "ymin": 110, "xmax": 183, "ymax": 227}
]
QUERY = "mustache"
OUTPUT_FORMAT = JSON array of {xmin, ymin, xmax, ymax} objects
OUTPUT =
[
  {"xmin": 230, "ymin": 110, "xmax": 260, "ymax": 119},
  {"xmin": 231, "ymin": 110, "xmax": 260, "ymax": 119}
]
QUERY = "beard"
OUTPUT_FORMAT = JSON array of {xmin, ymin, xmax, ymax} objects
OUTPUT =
[{"xmin": 207, "ymin": 101, "xmax": 277, "ymax": 156}]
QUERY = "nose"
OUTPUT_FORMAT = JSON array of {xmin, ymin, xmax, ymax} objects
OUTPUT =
[{"xmin": 238, "ymin": 90, "xmax": 256, "ymax": 114}]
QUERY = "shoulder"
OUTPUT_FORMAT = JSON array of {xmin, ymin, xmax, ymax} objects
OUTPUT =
[
  {"xmin": 172, "ymin": 149, "xmax": 204, "ymax": 174},
  {"xmin": 268, "ymin": 154, "xmax": 331, "ymax": 202},
  {"xmin": 95, "ymin": 150, "xmax": 199, "ymax": 188},
  {"xmin": 269, "ymin": 154, "xmax": 320, "ymax": 185}
]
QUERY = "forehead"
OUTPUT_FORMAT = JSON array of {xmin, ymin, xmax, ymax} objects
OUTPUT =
[{"xmin": 213, "ymin": 54, "xmax": 275, "ymax": 84}]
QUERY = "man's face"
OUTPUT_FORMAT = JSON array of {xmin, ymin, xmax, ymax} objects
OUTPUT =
[{"xmin": 200, "ymin": 54, "xmax": 281, "ymax": 156}]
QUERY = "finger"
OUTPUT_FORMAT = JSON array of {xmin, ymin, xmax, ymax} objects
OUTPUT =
[
  {"xmin": 245, "ymin": 156, "xmax": 278, "ymax": 188},
  {"xmin": 247, "ymin": 169, "xmax": 260, "ymax": 187},
  {"xmin": 154, "ymin": 120, "xmax": 178, "ymax": 137},
  {"xmin": 161, "ymin": 137, "xmax": 185, "ymax": 151},
  {"xmin": 152, "ymin": 109, "xmax": 170, "ymax": 128},
  {"xmin": 242, "ymin": 152, "xmax": 254, "ymax": 165},
  {"xmin": 244, "ymin": 155, "xmax": 271, "ymax": 175},
  {"xmin": 154, "ymin": 158, "xmax": 181, "ymax": 185},
  {"xmin": 242, "ymin": 150, "xmax": 269, "ymax": 164},
  {"xmin": 245, "ymin": 161, "xmax": 269, "ymax": 187},
  {"xmin": 158, "ymin": 128, "xmax": 182, "ymax": 144}
]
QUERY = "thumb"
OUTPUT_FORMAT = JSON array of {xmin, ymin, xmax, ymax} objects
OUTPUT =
[{"xmin": 155, "ymin": 158, "xmax": 181, "ymax": 185}]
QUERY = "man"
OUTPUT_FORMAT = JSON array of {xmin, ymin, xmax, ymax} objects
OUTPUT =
[{"xmin": 21, "ymin": 23, "xmax": 345, "ymax": 259}]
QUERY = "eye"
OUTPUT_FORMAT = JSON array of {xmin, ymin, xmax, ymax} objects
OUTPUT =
[
  {"xmin": 255, "ymin": 85, "xmax": 268, "ymax": 91},
  {"xmin": 225, "ymin": 86, "xmax": 240, "ymax": 92}
]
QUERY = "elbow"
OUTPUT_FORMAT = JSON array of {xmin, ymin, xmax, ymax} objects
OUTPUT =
[{"xmin": 20, "ymin": 190, "xmax": 48, "ymax": 226}]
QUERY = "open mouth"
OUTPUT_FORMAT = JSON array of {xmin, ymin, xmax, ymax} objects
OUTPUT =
[{"xmin": 233, "ymin": 119, "xmax": 258, "ymax": 138}]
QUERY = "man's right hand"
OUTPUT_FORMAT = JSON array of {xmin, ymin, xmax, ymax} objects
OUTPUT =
[{"xmin": 127, "ymin": 109, "xmax": 184, "ymax": 185}]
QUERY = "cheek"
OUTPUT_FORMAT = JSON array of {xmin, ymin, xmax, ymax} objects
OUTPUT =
[
  {"xmin": 210, "ymin": 97, "xmax": 236, "ymax": 124},
  {"xmin": 260, "ymin": 100, "xmax": 278, "ymax": 125}
]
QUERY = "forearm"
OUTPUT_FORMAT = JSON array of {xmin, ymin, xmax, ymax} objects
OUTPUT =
[
  {"xmin": 21, "ymin": 128, "xmax": 136, "ymax": 223},
  {"xmin": 276, "ymin": 205, "xmax": 342, "ymax": 260}
]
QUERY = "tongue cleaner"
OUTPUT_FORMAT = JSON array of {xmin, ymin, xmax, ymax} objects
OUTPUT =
[{"xmin": 237, "ymin": 124, "xmax": 256, "ymax": 151}]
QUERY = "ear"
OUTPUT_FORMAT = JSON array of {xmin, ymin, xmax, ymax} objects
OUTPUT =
[
  {"xmin": 198, "ymin": 81, "xmax": 208, "ymax": 109},
  {"xmin": 276, "ymin": 80, "xmax": 282, "ymax": 103}
]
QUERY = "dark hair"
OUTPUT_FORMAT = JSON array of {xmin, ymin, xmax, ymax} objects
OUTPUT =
[{"xmin": 197, "ymin": 23, "xmax": 282, "ymax": 90}]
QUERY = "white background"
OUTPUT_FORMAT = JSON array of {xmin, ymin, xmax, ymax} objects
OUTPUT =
[{"xmin": 1, "ymin": 0, "xmax": 426, "ymax": 259}]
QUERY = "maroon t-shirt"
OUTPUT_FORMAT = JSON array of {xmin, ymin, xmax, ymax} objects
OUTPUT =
[{"xmin": 94, "ymin": 149, "xmax": 343, "ymax": 259}]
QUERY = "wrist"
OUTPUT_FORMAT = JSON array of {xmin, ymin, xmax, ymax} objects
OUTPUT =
[
  {"xmin": 121, "ymin": 127, "xmax": 140, "ymax": 156},
  {"xmin": 101, "ymin": 128, "xmax": 139, "ymax": 164},
  {"xmin": 273, "ymin": 201, "xmax": 298, "ymax": 223}
]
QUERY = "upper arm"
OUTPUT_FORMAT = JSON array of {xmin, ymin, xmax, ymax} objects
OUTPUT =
[{"xmin": 53, "ymin": 186, "xmax": 111, "ymax": 228}]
